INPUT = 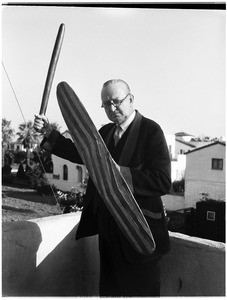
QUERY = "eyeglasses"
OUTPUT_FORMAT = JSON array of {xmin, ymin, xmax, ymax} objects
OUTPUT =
[{"xmin": 101, "ymin": 94, "xmax": 130, "ymax": 109}]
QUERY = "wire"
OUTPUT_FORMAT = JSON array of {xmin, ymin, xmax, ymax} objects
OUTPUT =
[
  {"xmin": 2, "ymin": 62, "xmax": 27, "ymax": 123},
  {"xmin": 2, "ymin": 61, "xmax": 59, "ymax": 205}
]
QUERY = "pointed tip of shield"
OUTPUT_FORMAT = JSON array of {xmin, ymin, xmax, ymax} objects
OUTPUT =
[{"xmin": 57, "ymin": 81, "xmax": 68, "ymax": 91}]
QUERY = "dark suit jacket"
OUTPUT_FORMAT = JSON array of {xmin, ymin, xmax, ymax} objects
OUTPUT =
[{"xmin": 41, "ymin": 111, "xmax": 171, "ymax": 263}]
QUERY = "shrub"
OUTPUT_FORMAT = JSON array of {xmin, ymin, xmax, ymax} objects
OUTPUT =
[
  {"xmin": 37, "ymin": 184, "xmax": 56, "ymax": 196},
  {"xmin": 14, "ymin": 151, "xmax": 26, "ymax": 164},
  {"xmin": 26, "ymin": 164, "xmax": 56, "ymax": 197},
  {"xmin": 2, "ymin": 174, "xmax": 14, "ymax": 184},
  {"xmin": 17, "ymin": 163, "xmax": 26, "ymax": 179},
  {"xmin": 172, "ymin": 178, "xmax": 185, "ymax": 192},
  {"xmin": 56, "ymin": 188, "xmax": 85, "ymax": 214},
  {"xmin": 2, "ymin": 164, "xmax": 12, "ymax": 175},
  {"xmin": 3, "ymin": 150, "xmax": 14, "ymax": 166},
  {"xmin": 32, "ymin": 149, "xmax": 53, "ymax": 173},
  {"xmin": 26, "ymin": 164, "xmax": 47, "ymax": 189}
]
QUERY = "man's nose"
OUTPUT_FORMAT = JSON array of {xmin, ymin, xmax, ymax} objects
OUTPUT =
[{"xmin": 109, "ymin": 103, "xmax": 116, "ymax": 112}]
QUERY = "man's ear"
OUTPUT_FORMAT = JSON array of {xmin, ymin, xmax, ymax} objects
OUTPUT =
[{"xmin": 130, "ymin": 94, "xmax": 134, "ymax": 102}]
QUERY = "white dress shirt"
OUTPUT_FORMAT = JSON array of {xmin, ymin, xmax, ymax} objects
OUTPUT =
[{"xmin": 116, "ymin": 110, "xmax": 136, "ymax": 140}]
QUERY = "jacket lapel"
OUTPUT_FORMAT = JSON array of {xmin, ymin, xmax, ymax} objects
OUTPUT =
[
  {"xmin": 102, "ymin": 111, "xmax": 142, "ymax": 167},
  {"xmin": 118, "ymin": 111, "xmax": 142, "ymax": 166}
]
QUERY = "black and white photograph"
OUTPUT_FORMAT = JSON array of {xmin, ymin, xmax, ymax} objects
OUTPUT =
[{"xmin": 2, "ymin": 1, "xmax": 225, "ymax": 297}]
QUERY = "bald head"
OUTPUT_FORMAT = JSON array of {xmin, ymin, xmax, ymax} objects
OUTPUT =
[{"xmin": 101, "ymin": 79, "xmax": 131, "ymax": 99}]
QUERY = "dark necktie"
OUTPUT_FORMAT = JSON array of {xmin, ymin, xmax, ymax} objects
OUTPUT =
[{"xmin": 114, "ymin": 125, "xmax": 123, "ymax": 145}]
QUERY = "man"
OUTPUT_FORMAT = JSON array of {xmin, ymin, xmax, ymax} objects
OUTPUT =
[{"xmin": 34, "ymin": 79, "xmax": 171, "ymax": 296}]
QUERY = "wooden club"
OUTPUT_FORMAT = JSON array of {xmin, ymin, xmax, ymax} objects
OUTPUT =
[{"xmin": 39, "ymin": 23, "xmax": 65, "ymax": 115}]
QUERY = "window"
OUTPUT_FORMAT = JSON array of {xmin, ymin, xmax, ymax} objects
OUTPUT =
[
  {"xmin": 207, "ymin": 211, "xmax": 215, "ymax": 221},
  {"xmin": 212, "ymin": 158, "xmax": 223, "ymax": 170},
  {"xmin": 77, "ymin": 166, "xmax": 83, "ymax": 183},
  {"xmin": 63, "ymin": 165, "xmax": 68, "ymax": 180},
  {"xmin": 180, "ymin": 149, "xmax": 185, "ymax": 154}
]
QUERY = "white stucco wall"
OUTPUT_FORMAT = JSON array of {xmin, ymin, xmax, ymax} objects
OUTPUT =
[
  {"xmin": 186, "ymin": 143, "xmax": 225, "ymax": 182},
  {"xmin": 2, "ymin": 214, "xmax": 225, "ymax": 297},
  {"xmin": 185, "ymin": 180, "xmax": 225, "ymax": 208},
  {"xmin": 162, "ymin": 194, "xmax": 185, "ymax": 211},
  {"xmin": 175, "ymin": 140, "xmax": 194, "ymax": 156},
  {"xmin": 171, "ymin": 155, "xmax": 186, "ymax": 181},
  {"xmin": 47, "ymin": 131, "xmax": 87, "ymax": 192},
  {"xmin": 185, "ymin": 143, "xmax": 225, "ymax": 207},
  {"xmin": 164, "ymin": 134, "xmax": 175, "ymax": 159},
  {"xmin": 47, "ymin": 157, "xmax": 86, "ymax": 192}
]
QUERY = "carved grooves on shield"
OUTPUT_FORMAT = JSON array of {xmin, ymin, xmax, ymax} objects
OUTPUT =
[
  {"xmin": 57, "ymin": 82, "xmax": 155, "ymax": 255},
  {"xmin": 57, "ymin": 82, "xmax": 154, "ymax": 254}
]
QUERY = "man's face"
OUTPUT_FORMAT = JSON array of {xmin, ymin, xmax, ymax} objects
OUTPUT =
[{"xmin": 101, "ymin": 82, "xmax": 134, "ymax": 125}]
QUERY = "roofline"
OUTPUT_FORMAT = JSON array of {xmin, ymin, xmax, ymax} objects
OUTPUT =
[
  {"xmin": 185, "ymin": 141, "xmax": 226, "ymax": 155},
  {"xmin": 175, "ymin": 138, "xmax": 196, "ymax": 148},
  {"xmin": 175, "ymin": 132, "xmax": 194, "ymax": 137}
]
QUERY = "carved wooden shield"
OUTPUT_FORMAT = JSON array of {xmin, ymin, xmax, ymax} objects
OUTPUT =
[{"xmin": 57, "ymin": 81, "xmax": 155, "ymax": 255}]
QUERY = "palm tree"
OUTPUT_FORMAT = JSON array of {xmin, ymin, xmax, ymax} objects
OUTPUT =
[
  {"xmin": 2, "ymin": 118, "xmax": 15, "ymax": 166},
  {"xmin": 17, "ymin": 120, "xmax": 40, "ymax": 167}
]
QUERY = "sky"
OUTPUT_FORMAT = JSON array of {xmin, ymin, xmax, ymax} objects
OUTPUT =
[{"xmin": 2, "ymin": 4, "xmax": 226, "ymax": 139}]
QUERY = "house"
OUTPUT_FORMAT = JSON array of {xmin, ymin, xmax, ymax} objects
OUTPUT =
[
  {"xmin": 9, "ymin": 140, "xmax": 39, "ymax": 152},
  {"xmin": 164, "ymin": 132, "xmax": 217, "ymax": 182},
  {"xmin": 46, "ymin": 131, "xmax": 87, "ymax": 192},
  {"xmin": 184, "ymin": 141, "xmax": 225, "ymax": 208},
  {"xmin": 175, "ymin": 138, "xmax": 196, "ymax": 156},
  {"xmin": 9, "ymin": 141, "xmax": 26, "ymax": 152},
  {"xmin": 165, "ymin": 133, "xmax": 196, "ymax": 182}
]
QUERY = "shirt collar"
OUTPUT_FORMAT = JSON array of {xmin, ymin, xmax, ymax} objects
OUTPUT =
[{"xmin": 119, "ymin": 110, "xmax": 136, "ymax": 133}]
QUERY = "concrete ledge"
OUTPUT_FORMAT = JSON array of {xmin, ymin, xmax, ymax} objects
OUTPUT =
[
  {"xmin": 2, "ymin": 213, "xmax": 100, "ymax": 296},
  {"xmin": 2, "ymin": 213, "xmax": 225, "ymax": 296},
  {"xmin": 161, "ymin": 232, "xmax": 225, "ymax": 296}
]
